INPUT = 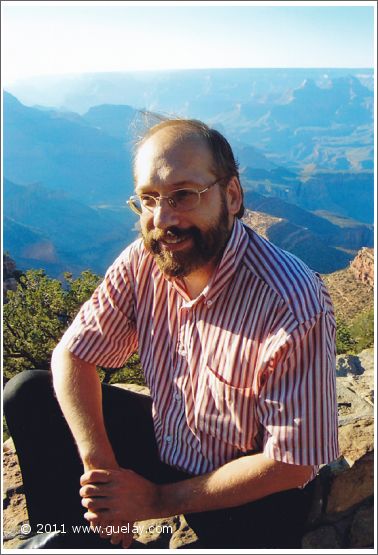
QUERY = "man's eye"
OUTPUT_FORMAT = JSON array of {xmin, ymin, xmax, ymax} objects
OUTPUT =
[
  {"xmin": 172, "ymin": 190, "xmax": 196, "ymax": 202},
  {"xmin": 140, "ymin": 195, "xmax": 156, "ymax": 207}
]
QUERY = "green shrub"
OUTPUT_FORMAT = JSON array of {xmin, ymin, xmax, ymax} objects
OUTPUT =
[
  {"xmin": 336, "ymin": 318, "xmax": 357, "ymax": 354},
  {"xmin": 98, "ymin": 354, "xmax": 146, "ymax": 386},
  {"xmin": 350, "ymin": 307, "xmax": 374, "ymax": 352}
]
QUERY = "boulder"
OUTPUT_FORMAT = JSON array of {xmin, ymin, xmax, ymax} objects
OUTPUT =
[
  {"xmin": 326, "ymin": 452, "xmax": 374, "ymax": 515},
  {"xmin": 302, "ymin": 525, "xmax": 341, "ymax": 549},
  {"xmin": 169, "ymin": 516, "xmax": 200, "ymax": 549},
  {"xmin": 2, "ymin": 449, "xmax": 29, "ymax": 549},
  {"xmin": 336, "ymin": 349, "xmax": 374, "ymax": 424},
  {"xmin": 337, "ymin": 416, "xmax": 374, "ymax": 466},
  {"xmin": 132, "ymin": 516, "xmax": 180, "ymax": 548},
  {"xmin": 349, "ymin": 502, "xmax": 374, "ymax": 548}
]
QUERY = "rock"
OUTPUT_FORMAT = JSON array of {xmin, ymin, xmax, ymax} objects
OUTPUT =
[
  {"xmin": 169, "ymin": 516, "xmax": 199, "ymax": 548},
  {"xmin": 113, "ymin": 382, "xmax": 150, "ymax": 396},
  {"xmin": 130, "ymin": 515, "xmax": 198, "ymax": 548},
  {"xmin": 301, "ymin": 525, "xmax": 341, "ymax": 549},
  {"xmin": 338, "ymin": 416, "xmax": 374, "ymax": 466},
  {"xmin": 132, "ymin": 516, "xmax": 180, "ymax": 548},
  {"xmin": 325, "ymin": 456, "xmax": 350, "ymax": 476},
  {"xmin": 332, "ymin": 514, "xmax": 355, "ymax": 547},
  {"xmin": 349, "ymin": 502, "xmax": 374, "ymax": 547},
  {"xmin": 326, "ymin": 452, "xmax": 374, "ymax": 515},
  {"xmin": 336, "ymin": 349, "xmax": 374, "ymax": 425},
  {"xmin": 349, "ymin": 247, "xmax": 374, "ymax": 287},
  {"xmin": 3, "ymin": 437, "xmax": 15, "ymax": 453},
  {"xmin": 336, "ymin": 379, "xmax": 373, "ymax": 425},
  {"xmin": 357, "ymin": 348, "xmax": 374, "ymax": 376},
  {"xmin": 305, "ymin": 475, "xmax": 326, "ymax": 527},
  {"xmin": 2, "ymin": 448, "xmax": 29, "ymax": 549}
]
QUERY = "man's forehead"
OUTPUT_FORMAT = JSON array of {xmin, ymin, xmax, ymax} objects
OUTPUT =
[
  {"xmin": 138, "ymin": 127, "xmax": 209, "ymax": 158},
  {"xmin": 134, "ymin": 127, "xmax": 214, "ymax": 184}
]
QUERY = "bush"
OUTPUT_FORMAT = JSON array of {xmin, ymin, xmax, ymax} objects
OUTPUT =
[
  {"xmin": 350, "ymin": 307, "xmax": 374, "ymax": 353},
  {"xmin": 99, "ymin": 354, "xmax": 146, "ymax": 386},
  {"xmin": 336, "ymin": 308, "xmax": 374, "ymax": 355},
  {"xmin": 336, "ymin": 318, "xmax": 357, "ymax": 354},
  {"xmin": 3, "ymin": 269, "xmax": 145, "ymax": 386}
]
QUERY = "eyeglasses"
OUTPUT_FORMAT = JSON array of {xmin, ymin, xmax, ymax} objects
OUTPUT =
[{"xmin": 127, "ymin": 177, "xmax": 225, "ymax": 216}]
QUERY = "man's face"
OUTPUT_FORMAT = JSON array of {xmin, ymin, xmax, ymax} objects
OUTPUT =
[{"xmin": 134, "ymin": 129, "xmax": 234, "ymax": 278}]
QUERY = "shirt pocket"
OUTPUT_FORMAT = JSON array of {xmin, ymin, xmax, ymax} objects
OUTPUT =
[{"xmin": 194, "ymin": 365, "xmax": 257, "ymax": 451}]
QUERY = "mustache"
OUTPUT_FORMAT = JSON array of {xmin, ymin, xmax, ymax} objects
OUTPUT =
[
  {"xmin": 150, "ymin": 227, "xmax": 198, "ymax": 242},
  {"xmin": 145, "ymin": 226, "xmax": 201, "ymax": 255}
]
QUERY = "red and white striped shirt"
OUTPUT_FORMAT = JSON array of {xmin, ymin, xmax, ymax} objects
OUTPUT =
[{"xmin": 61, "ymin": 219, "xmax": 339, "ymax": 476}]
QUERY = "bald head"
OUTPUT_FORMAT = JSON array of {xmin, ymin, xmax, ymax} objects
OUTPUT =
[{"xmin": 135, "ymin": 127, "xmax": 215, "ymax": 188}]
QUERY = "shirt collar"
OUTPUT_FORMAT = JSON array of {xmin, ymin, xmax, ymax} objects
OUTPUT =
[{"xmin": 168, "ymin": 218, "xmax": 249, "ymax": 306}]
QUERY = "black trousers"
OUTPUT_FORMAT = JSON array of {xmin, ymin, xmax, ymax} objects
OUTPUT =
[{"xmin": 4, "ymin": 370, "xmax": 314, "ymax": 549}]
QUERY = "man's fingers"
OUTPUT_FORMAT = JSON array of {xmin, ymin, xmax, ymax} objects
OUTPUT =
[
  {"xmin": 84, "ymin": 510, "xmax": 104, "ymax": 525},
  {"xmin": 80, "ymin": 484, "xmax": 105, "ymax": 498},
  {"xmin": 98, "ymin": 520, "xmax": 111, "ymax": 539},
  {"xmin": 82, "ymin": 496, "xmax": 110, "ymax": 511},
  {"xmin": 121, "ymin": 531, "xmax": 134, "ymax": 549},
  {"xmin": 109, "ymin": 530, "xmax": 123, "ymax": 546},
  {"xmin": 84, "ymin": 512, "xmax": 134, "ymax": 548},
  {"xmin": 80, "ymin": 469, "xmax": 112, "ymax": 486},
  {"xmin": 120, "ymin": 521, "xmax": 134, "ymax": 549}
]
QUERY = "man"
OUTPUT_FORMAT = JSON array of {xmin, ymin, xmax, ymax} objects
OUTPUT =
[{"xmin": 4, "ymin": 118, "xmax": 339, "ymax": 549}]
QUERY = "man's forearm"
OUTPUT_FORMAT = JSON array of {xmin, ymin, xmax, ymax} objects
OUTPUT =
[
  {"xmin": 51, "ymin": 344, "xmax": 118, "ymax": 470},
  {"xmin": 157, "ymin": 453, "xmax": 314, "ymax": 518}
]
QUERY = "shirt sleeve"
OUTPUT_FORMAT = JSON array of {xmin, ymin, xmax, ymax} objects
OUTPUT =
[
  {"xmin": 256, "ymin": 311, "xmax": 340, "ymax": 467},
  {"xmin": 59, "ymin": 249, "xmax": 138, "ymax": 368}
]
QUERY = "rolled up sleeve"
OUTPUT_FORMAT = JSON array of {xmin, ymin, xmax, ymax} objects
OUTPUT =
[
  {"xmin": 256, "ymin": 311, "xmax": 339, "ymax": 467},
  {"xmin": 60, "ymin": 250, "xmax": 138, "ymax": 368}
]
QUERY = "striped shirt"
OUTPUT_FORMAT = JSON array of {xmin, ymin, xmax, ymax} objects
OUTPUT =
[{"xmin": 61, "ymin": 218, "xmax": 339, "ymax": 476}]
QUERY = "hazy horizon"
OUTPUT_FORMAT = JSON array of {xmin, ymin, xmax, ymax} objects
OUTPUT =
[{"xmin": 7, "ymin": 64, "xmax": 375, "ymax": 83}]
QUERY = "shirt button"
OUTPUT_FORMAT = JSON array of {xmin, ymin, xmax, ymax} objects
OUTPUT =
[
  {"xmin": 206, "ymin": 299, "xmax": 213, "ymax": 307},
  {"xmin": 178, "ymin": 346, "xmax": 187, "ymax": 356},
  {"xmin": 174, "ymin": 393, "xmax": 181, "ymax": 402},
  {"xmin": 165, "ymin": 435, "xmax": 172, "ymax": 443}
]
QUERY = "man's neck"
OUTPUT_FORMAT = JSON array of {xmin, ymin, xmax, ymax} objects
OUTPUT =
[{"xmin": 183, "ymin": 259, "xmax": 218, "ymax": 300}]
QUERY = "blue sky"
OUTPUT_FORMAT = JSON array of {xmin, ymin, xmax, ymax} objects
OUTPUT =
[{"xmin": 2, "ymin": 1, "xmax": 375, "ymax": 84}]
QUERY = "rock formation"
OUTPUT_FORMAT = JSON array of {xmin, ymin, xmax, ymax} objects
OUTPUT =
[
  {"xmin": 350, "ymin": 247, "xmax": 374, "ymax": 287},
  {"xmin": 242, "ymin": 209, "xmax": 283, "ymax": 240},
  {"xmin": 301, "ymin": 348, "xmax": 374, "ymax": 548},
  {"xmin": 3, "ymin": 350, "xmax": 374, "ymax": 549}
]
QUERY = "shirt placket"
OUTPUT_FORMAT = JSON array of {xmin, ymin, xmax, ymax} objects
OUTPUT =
[{"xmin": 162, "ymin": 301, "xmax": 191, "ymax": 457}]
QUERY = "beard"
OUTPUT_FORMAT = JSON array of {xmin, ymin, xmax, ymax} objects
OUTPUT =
[{"xmin": 142, "ymin": 197, "xmax": 231, "ymax": 278}]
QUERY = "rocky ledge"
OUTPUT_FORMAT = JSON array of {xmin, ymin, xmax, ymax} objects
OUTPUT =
[
  {"xmin": 350, "ymin": 247, "xmax": 374, "ymax": 288},
  {"xmin": 3, "ymin": 349, "xmax": 374, "ymax": 549}
]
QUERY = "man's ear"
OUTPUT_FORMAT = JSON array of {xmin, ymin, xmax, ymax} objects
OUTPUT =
[{"xmin": 226, "ymin": 176, "xmax": 243, "ymax": 216}]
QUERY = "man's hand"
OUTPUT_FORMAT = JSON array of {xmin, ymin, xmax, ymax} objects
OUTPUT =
[
  {"xmin": 81, "ymin": 464, "xmax": 135, "ymax": 548},
  {"xmin": 80, "ymin": 468, "xmax": 161, "ymax": 525}
]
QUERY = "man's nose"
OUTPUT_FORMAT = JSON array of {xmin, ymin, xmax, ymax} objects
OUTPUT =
[{"xmin": 152, "ymin": 199, "xmax": 180, "ymax": 229}]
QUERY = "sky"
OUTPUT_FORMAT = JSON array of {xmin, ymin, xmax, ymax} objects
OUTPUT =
[{"xmin": 1, "ymin": 1, "xmax": 376, "ymax": 85}]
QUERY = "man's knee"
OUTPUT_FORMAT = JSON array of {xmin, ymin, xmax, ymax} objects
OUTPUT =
[{"xmin": 4, "ymin": 370, "xmax": 52, "ymax": 415}]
